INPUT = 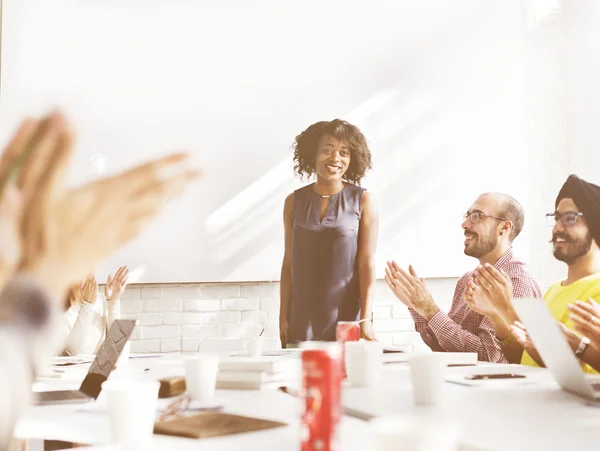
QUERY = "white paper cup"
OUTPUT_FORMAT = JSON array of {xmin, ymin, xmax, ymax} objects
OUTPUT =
[
  {"xmin": 245, "ymin": 335, "xmax": 264, "ymax": 358},
  {"xmin": 184, "ymin": 355, "xmax": 219, "ymax": 401},
  {"xmin": 371, "ymin": 415, "xmax": 461, "ymax": 451},
  {"xmin": 345, "ymin": 341, "xmax": 383, "ymax": 386},
  {"xmin": 409, "ymin": 353, "xmax": 446, "ymax": 406},
  {"xmin": 102, "ymin": 379, "xmax": 159, "ymax": 449}
]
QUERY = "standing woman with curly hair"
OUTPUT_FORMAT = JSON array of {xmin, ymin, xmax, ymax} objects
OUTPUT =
[{"xmin": 279, "ymin": 119, "xmax": 379, "ymax": 346}]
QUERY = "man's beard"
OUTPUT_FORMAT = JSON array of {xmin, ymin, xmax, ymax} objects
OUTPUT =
[
  {"xmin": 552, "ymin": 231, "xmax": 593, "ymax": 264},
  {"xmin": 464, "ymin": 229, "xmax": 498, "ymax": 259}
]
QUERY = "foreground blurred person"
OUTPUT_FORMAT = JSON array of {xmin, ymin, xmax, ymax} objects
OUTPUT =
[{"xmin": 0, "ymin": 111, "xmax": 199, "ymax": 448}]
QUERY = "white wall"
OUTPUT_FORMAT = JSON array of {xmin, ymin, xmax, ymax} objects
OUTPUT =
[
  {"xmin": 1, "ymin": 1, "xmax": 583, "ymax": 350},
  {"xmin": 1, "ymin": 0, "xmax": 532, "ymax": 282},
  {"xmin": 565, "ymin": 0, "xmax": 600, "ymax": 179},
  {"xmin": 523, "ymin": 0, "xmax": 571, "ymax": 287}
]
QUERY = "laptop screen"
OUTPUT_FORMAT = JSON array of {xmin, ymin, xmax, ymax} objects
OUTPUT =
[
  {"xmin": 79, "ymin": 319, "xmax": 136, "ymax": 399},
  {"xmin": 512, "ymin": 298, "xmax": 594, "ymax": 399}
]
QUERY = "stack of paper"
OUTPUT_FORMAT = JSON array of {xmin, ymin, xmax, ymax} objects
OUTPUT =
[
  {"xmin": 217, "ymin": 355, "xmax": 301, "ymax": 390},
  {"xmin": 384, "ymin": 351, "xmax": 478, "ymax": 365},
  {"xmin": 51, "ymin": 356, "xmax": 94, "ymax": 366}
]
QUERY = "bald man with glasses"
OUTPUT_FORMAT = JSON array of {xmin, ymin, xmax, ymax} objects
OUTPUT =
[{"xmin": 385, "ymin": 193, "xmax": 543, "ymax": 363}]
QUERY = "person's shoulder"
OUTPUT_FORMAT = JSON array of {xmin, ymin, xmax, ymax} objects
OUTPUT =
[
  {"xmin": 293, "ymin": 184, "xmax": 314, "ymax": 195},
  {"xmin": 284, "ymin": 193, "xmax": 295, "ymax": 216},
  {"xmin": 344, "ymin": 182, "xmax": 363, "ymax": 192},
  {"xmin": 360, "ymin": 189, "xmax": 376, "ymax": 207},
  {"xmin": 345, "ymin": 182, "xmax": 370, "ymax": 198},
  {"xmin": 289, "ymin": 185, "xmax": 312, "ymax": 207},
  {"xmin": 457, "ymin": 271, "xmax": 474, "ymax": 286},
  {"xmin": 360, "ymin": 189, "xmax": 375, "ymax": 201},
  {"xmin": 288, "ymin": 185, "xmax": 314, "ymax": 203},
  {"xmin": 500, "ymin": 259, "xmax": 543, "ymax": 292},
  {"xmin": 503, "ymin": 260, "xmax": 534, "ymax": 279},
  {"xmin": 542, "ymin": 280, "xmax": 563, "ymax": 296},
  {"xmin": 502, "ymin": 255, "xmax": 535, "ymax": 278},
  {"xmin": 577, "ymin": 273, "xmax": 600, "ymax": 298},
  {"xmin": 346, "ymin": 183, "xmax": 373, "ymax": 205}
]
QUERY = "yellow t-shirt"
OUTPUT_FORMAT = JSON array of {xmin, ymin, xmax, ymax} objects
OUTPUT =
[{"xmin": 521, "ymin": 273, "xmax": 600, "ymax": 374}]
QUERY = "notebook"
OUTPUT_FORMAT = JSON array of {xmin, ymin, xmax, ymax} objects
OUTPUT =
[
  {"xmin": 154, "ymin": 412, "xmax": 286, "ymax": 439},
  {"xmin": 218, "ymin": 355, "xmax": 301, "ymax": 374}
]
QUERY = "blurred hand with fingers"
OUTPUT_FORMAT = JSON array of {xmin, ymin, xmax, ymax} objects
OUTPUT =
[
  {"xmin": 12, "ymin": 112, "xmax": 200, "ymax": 299},
  {"xmin": 360, "ymin": 320, "xmax": 376, "ymax": 341},
  {"xmin": 65, "ymin": 280, "xmax": 83, "ymax": 309},
  {"xmin": 384, "ymin": 261, "xmax": 439, "ymax": 320},
  {"xmin": 0, "ymin": 110, "xmax": 200, "ymax": 448},
  {"xmin": 0, "ymin": 185, "xmax": 22, "ymax": 286},
  {"xmin": 557, "ymin": 322, "xmax": 586, "ymax": 351},
  {"xmin": 464, "ymin": 278, "xmax": 498, "ymax": 319},
  {"xmin": 81, "ymin": 274, "xmax": 98, "ymax": 304},
  {"xmin": 471, "ymin": 264, "xmax": 515, "ymax": 319},
  {"xmin": 105, "ymin": 265, "xmax": 129, "ymax": 302},
  {"xmin": 569, "ymin": 299, "xmax": 600, "ymax": 350},
  {"xmin": 510, "ymin": 321, "xmax": 533, "ymax": 350}
]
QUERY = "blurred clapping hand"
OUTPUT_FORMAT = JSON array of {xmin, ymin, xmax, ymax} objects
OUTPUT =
[
  {"xmin": 0, "ymin": 110, "xmax": 200, "ymax": 303},
  {"xmin": 0, "ymin": 110, "xmax": 200, "ymax": 448},
  {"xmin": 105, "ymin": 265, "xmax": 129, "ymax": 302}
]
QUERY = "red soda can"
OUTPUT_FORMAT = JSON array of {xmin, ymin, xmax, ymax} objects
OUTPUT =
[
  {"xmin": 336, "ymin": 321, "xmax": 360, "ymax": 377},
  {"xmin": 301, "ymin": 342, "xmax": 343, "ymax": 451}
]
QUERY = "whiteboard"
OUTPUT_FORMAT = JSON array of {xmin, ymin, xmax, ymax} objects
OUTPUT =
[{"xmin": 0, "ymin": 0, "xmax": 530, "ymax": 282}]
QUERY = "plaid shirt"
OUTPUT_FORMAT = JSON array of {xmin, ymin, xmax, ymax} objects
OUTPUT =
[{"xmin": 410, "ymin": 248, "xmax": 543, "ymax": 363}]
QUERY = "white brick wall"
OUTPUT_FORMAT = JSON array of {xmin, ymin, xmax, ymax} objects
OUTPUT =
[
  {"xmin": 115, "ymin": 278, "xmax": 458, "ymax": 353},
  {"xmin": 183, "ymin": 299, "xmax": 220, "ymax": 312}
]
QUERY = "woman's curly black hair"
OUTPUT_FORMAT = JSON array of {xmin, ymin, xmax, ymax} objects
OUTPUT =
[{"xmin": 292, "ymin": 119, "xmax": 372, "ymax": 185}]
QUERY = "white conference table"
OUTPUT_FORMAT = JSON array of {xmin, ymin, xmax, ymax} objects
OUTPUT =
[
  {"xmin": 17, "ymin": 354, "xmax": 375, "ymax": 451},
  {"xmin": 15, "ymin": 354, "xmax": 600, "ymax": 451},
  {"xmin": 344, "ymin": 363, "xmax": 600, "ymax": 450}
]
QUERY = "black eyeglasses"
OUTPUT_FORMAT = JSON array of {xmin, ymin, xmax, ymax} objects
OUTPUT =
[
  {"xmin": 463, "ymin": 211, "xmax": 508, "ymax": 224},
  {"xmin": 546, "ymin": 211, "xmax": 584, "ymax": 227}
]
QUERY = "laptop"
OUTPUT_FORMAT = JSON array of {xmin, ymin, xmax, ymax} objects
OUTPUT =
[
  {"xmin": 512, "ymin": 298, "xmax": 600, "ymax": 401},
  {"xmin": 35, "ymin": 319, "xmax": 136, "ymax": 405}
]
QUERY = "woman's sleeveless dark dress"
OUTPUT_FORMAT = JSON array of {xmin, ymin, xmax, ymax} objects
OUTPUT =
[{"xmin": 289, "ymin": 183, "xmax": 364, "ymax": 343}]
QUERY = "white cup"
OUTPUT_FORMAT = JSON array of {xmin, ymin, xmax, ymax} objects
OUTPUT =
[
  {"xmin": 409, "ymin": 353, "xmax": 446, "ymax": 406},
  {"xmin": 345, "ymin": 341, "xmax": 383, "ymax": 386},
  {"xmin": 102, "ymin": 379, "xmax": 159, "ymax": 449},
  {"xmin": 371, "ymin": 415, "xmax": 461, "ymax": 451},
  {"xmin": 184, "ymin": 355, "xmax": 219, "ymax": 401},
  {"xmin": 245, "ymin": 335, "xmax": 264, "ymax": 358}
]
